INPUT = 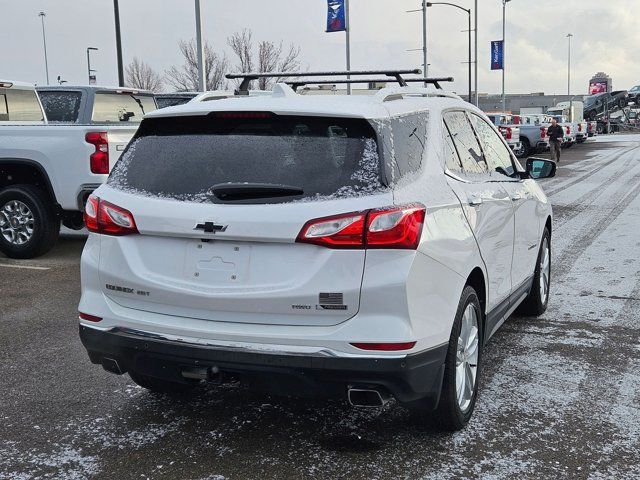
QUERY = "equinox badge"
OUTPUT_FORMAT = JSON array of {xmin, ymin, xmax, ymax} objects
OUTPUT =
[{"xmin": 194, "ymin": 222, "xmax": 228, "ymax": 234}]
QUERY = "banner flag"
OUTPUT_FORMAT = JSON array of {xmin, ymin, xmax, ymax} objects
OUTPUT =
[
  {"xmin": 326, "ymin": 0, "xmax": 346, "ymax": 33},
  {"xmin": 491, "ymin": 40, "xmax": 504, "ymax": 70}
]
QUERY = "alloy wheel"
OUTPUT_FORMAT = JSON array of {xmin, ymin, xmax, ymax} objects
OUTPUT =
[
  {"xmin": 456, "ymin": 304, "xmax": 479, "ymax": 412},
  {"xmin": 0, "ymin": 200, "xmax": 35, "ymax": 245}
]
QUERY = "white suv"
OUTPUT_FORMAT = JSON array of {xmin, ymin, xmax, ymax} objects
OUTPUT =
[{"xmin": 78, "ymin": 75, "xmax": 555, "ymax": 430}]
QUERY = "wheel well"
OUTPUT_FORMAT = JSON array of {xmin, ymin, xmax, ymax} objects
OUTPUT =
[
  {"xmin": 466, "ymin": 267, "xmax": 486, "ymax": 319},
  {"xmin": 0, "ymin": 161, "xmax": 56, "ymax": 204}
]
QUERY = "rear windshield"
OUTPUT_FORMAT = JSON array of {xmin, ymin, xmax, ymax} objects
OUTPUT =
[
  {"xmin": 156, "ymin": 96, "xmax": 194, "ymax": 109},
  {"xmin": 91, "ymin": 92, "xmax": 156, "ymax": 123},
  {"xmin": 38, "ymin": 91, "xmax": 82, "ymax": 123},
  {"xmin": 108, "ymin": 114, "xmax": 385, "ymax": 203}
]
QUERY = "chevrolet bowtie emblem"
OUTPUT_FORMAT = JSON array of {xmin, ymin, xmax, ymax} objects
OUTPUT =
[{"xmin": 194, "ymin": 222, "xmax": 228, "ymax": 234}]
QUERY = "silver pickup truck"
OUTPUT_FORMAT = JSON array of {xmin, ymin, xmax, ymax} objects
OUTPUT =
[{"xmin": 513, "ymin": 115, "xmax": 550, "ymax": 158}]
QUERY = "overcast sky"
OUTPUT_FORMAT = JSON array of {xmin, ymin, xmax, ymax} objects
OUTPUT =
[{"xmin": 2, "ymin": 0, "xmax": 638, "ymax": 95}]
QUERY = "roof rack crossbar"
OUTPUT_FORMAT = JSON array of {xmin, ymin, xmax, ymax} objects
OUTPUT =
[
  {"xmin": 287, "ymin": 77, "xmax": 455, "ymax": 92},
  {"xmin": 227, "ymin": 69, "xmax": 423, "ymax": 94}
]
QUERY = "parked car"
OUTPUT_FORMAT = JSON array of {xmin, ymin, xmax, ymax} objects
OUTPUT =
[
  {"xmin": 78, "ymin": 78, "xmax": 555, "ymax": 431},
  {"xmin": 485, "ymin": 113, "xmax": 522, "ymax": 153},
  {"xmin": 0, "ymin": 81, "xmax": 156, "ymax": 258},
  {"xmin": 514, "ymin": 115, "xmax": 550, "ymax": 158},
  {"xmin": 627, "ymin": 85, "xmax": 640, "ymax": 105},
  {"xmin": 583, "ymin": 91, "xmax": 629, "ymax": 121},
  {"xmin": 155, "ymin": 92, "xmax": 198, "ymax": 109}
]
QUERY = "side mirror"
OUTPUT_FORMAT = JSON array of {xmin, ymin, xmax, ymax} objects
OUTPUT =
[{"xmin": 526, "ymin": 157, "xmax": 556, "ymax": 179}]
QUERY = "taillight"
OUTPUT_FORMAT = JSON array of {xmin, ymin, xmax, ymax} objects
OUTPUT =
[
  {"xmin": 540, "ymin": 127, "xmax": 547, "ymax": 139},
  {"xmin": 366, "ymin": 205, "xmax": 425, "ymax": 249},
  {"xmin": 578, "ymin": 124, "xmax": 583, "ymax": 132},
  {"xmin": 589, "ymin": 123, "xmax": 593, "ymax": 132},
  {"xmin": 566, "ymin": 126, "xmax": 571, "ymax": 135},
  {"xmin": 296, "ymin": 205, "xmax": 425, "ymax": 250},
  {"xmin": 84, "ymin": 195, "xmax": 138, "ymax": 236},
  {"xmin": 79, "ymin": 312, "xmax": 102, "ymax": 322},
  {"xmin": 351, "ymin": 342, "xmax": 417, "ymax": 351},
  {"xmin": 296, "ymin": 212, "xmax": 366, "ymax": 249},
  {"xmin": 86, "ymin": 131, "xmax": 109, "ymax": 174}
]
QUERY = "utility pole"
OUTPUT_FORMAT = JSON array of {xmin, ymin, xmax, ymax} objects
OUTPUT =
[
  {"xmin": 345, "ymin": 0, "xmax": 352, "ymax": 95},
  {"xmin": 113, "ymin": 0, "xmax": 124, "ymax": 87},
  {"xmin": 406, "ymin": 2, "xmax": 429, "ymax": 86},
  {"xmin": 567, "ymin": 33, "xmax": 573, "ymax": 95},
  {"xmin": 422, "ymin": 0, "xmax": 428, "ymax": 85},
  {"xmin": 195, "ymin": 0, "xmax": 206, "ymax": 92},
  {"xmin": 38, "ymin": 12, "xmax": 50, "ymax": 85}
]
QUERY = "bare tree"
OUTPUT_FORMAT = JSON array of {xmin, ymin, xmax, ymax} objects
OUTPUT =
[
  {"xmin": 228, "ymin": 29, "xmax": 302, "ymax": 90},
  {"xmin": 165, "ymin": 39, "xmax": 228, "ymax": 92},
  {"xmin": 125, "ymin": 57, "xmax": 163, "ymax": 92}
]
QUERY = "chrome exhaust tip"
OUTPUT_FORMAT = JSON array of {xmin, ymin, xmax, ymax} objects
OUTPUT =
[{"xmin": 347, "ymin": 388, "xmax": 390, "ymax": 408}]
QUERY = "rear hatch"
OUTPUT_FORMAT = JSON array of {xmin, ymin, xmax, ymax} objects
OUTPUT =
[{"xmin": 98, "ymin": 112, "xmax": 392, "ymax": 326}]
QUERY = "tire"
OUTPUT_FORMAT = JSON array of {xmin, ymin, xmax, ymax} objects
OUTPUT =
[
  {"xmin": 516, "ymin": 228, "xmax": 551, "ymax": 316},
  {"xmin": 129, "ymin": 371, "xmax": 200, "ymax": 395},
  {"xmin": 588, "ymin": 110, "xmax": 597, "ymax": 121},
  {"xmin": 0, "ymin": 185, "xmax": 60, "ymax": 259},
  {"xmin": 515, "ymin": 138, "xmax": 530, "ymax": 159},
  {"xmin": 410, "ymin": 286, "xmax": 483, "ymax": 431}
]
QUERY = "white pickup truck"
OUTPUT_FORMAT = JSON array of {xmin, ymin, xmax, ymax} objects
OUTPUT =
[
  {"xmin": 0, "ymin": 81, "xmax": 156, "ymax": 258},
  {"xmin": 485, "ymin": 113, "xmax": 522, "ymax": 153}
]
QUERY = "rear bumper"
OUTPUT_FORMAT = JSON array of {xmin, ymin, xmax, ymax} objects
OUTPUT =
[{"xmin": 79, "ymin": 324, "xmax": 448, "ymax": 405}]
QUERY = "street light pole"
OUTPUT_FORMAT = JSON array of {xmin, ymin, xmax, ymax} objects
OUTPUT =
[
  {"xmin": 113, "ymin": 0, "xmax": 124, "ymax": 87},
  {"xmin": 502, "ymin": 0, "xmax": 511, "ymax": 112},
  {"xmin": 474, "ymin": 0, "xmax": 478, "ymax": 105},
  {"xmin": 87, "ymin": 47, "xmax": 98, "ymax": 85},
  {"xmin": 345, "ymin": 0, "xmax": 352, "ymax": 95},
  {"xmin": 567, "ymin": 33, "xmax": 573, "ymax": 96},
  {"xmin": 195, "ymin": 0, "xmax": 206, "ymax": 92},
  {"xmin": 426, "ymin": 2, "xmax": 472, "ymax": 103},
  {"xmin": 38, "ymin": 12, "xmax": 50, "ymax": 85}
]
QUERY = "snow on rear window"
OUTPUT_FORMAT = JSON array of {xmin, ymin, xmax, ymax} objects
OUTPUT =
[
  {"xmin": 38, "ymin": 91, "xmax": 82, "ymax": 123},
  {"xmin": 107, "ymin": 115, "xmax": 387, "ymax": 204}
]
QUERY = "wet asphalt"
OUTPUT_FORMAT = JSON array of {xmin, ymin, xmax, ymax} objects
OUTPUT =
[{"xmin": 1, "ymin": 135, "xmax": 639, "ymax": 480}]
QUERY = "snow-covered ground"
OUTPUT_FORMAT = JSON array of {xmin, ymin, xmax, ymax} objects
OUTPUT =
[{"xmin": 1, "ymin": 135, "xmax": 639, "ymax": 480}]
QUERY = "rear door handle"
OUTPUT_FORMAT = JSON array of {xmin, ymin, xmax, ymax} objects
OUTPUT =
[{"xmin": 468, "ymin": 195, "xmax": 483, "ymax": 207}]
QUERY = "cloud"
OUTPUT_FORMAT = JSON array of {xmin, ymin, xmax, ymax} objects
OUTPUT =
[{"xmin": 1, "ymin": 0, "xmax": 638, "ymax": 94}]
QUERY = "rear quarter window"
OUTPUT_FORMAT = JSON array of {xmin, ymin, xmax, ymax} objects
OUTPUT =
[
  {"xmin": 3, "ymin": 89, "xmax": 43, "ymax": 121},
  {"xmin": 0, "ymin": 93, "xmax": 8, "ymax": 121}
]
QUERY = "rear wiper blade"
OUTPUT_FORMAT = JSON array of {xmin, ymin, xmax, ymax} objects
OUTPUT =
[{"xmin": 210, "ymin": 183, "xmax": 304, "ymax": 200}]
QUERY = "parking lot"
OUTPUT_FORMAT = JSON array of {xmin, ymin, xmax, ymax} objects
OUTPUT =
[{"xmin": 1, "ymin": 135, "xmax": 639, "ymax": 479}]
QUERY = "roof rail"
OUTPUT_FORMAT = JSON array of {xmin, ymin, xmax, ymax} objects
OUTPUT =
[
  {"xmin": 288, "ymin": 77, "xmax": 454, "ymax": 92},
  {"xmin": 226, "ymin": 69, "xmax": 423, "ymax": 94}
]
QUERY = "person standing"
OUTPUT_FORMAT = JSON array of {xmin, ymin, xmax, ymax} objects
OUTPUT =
[{"xmin": 547, "ymin": 117, "xmax": 564, "ymax": 163}]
